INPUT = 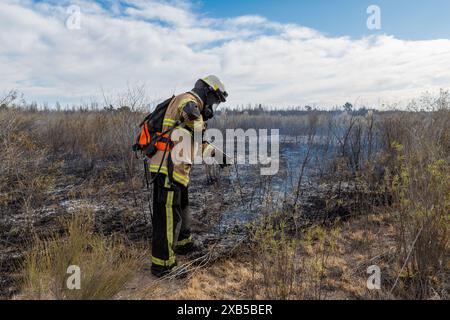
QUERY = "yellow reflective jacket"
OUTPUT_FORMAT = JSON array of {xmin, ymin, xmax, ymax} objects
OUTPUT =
[{"xmin": 149, "ymin": 92, "xmax": 214, "ymax": 187}]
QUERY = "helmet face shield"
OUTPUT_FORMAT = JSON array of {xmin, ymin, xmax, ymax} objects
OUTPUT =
[
  {"xmin": 212, "ymin": 90, "xmax": 226, "ymax": 104},
  {"xmin": 201, "ymin": 75, "xmax": 228, "ymax": 103},
  {"xmin": 217, "ymin": 90, "xmax": 228, "ymax": 103}
]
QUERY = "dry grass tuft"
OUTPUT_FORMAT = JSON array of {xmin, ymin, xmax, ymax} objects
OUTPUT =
[{"xmin": 20, "ymin": 212, "xmax": 145, "ymax": 300}]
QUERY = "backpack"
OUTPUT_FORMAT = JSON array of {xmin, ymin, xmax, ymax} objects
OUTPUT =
[{"xmin": 132, "ymin": 95, "xmax": 176, "ymax": 158}]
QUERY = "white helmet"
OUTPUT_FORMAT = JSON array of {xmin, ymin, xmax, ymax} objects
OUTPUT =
[{"xmin": 201, "ymin": 75, "xmax": 228, "ymax": 102}]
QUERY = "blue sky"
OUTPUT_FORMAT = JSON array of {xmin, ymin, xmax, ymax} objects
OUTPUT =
[
  {"xmin": 1, "ymin": 0, "xmax": 450, "ymax": 107},
  {"xmin": 198, "ymin": 0, "xmax": 450, "ymax": 40},
  {"xmin": 69, "ymin": 0, "xmax": 450, "ymax": 40}
]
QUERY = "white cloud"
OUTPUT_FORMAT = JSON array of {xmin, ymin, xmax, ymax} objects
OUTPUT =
[
  {"xmin": 0, "ymin": 0, "xmax": 449, "ymax": 108},
  {"xmin": 124, "ymin": 0, "xmax": 195, "ymax": 27}
]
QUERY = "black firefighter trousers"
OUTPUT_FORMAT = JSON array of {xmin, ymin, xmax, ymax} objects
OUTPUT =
[{"xmin": 151, "ymin": 174, "xmax": 193, "ymax": 269}]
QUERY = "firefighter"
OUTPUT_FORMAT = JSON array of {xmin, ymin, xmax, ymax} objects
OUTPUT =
[{"xmin": 150, "ymin": 75, "xmax": 228, "ymax": 278}]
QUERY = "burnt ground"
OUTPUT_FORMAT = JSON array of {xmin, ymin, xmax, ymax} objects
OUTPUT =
[
  {"xmin": 0, "ymin": 143, "xmax": 386, "ymax": 299},
  {"xmin": 0, "ymin": 162, "xmax": 248, "ymax": 298}
]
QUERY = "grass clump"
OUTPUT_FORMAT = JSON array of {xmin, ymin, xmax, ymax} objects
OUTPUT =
[
  {"xmin": 21, "ymin": 211, "xmax": 144, "ymax": 300},
  {"xmin": 249, "ymin": 215, "xmax": 341, "ymax": 300}
]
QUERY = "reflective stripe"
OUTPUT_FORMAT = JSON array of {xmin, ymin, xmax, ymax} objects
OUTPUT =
[
  {"xmin": 149, "ymin": 165, "xmax": 169, "ymax": 176},
  {"xmin": 193, "ymin": 120, "xmax": 203, "ymax": 129},
  {"xmin": 163, "ymin": 118, "xmax": 177, "ymax": 127},
  {"xmin": 174, "ymin": 176, "xmax": 189, "ymax": 187},
  {"xmin": 166, "ymin": 191, "xmax": 175, "ymax": 265},
  {"xmin": 164, "ymin": 175, "xmax": 171, "ymax": 188},
  {"xmin": 185, "ymin": 120, "xmax": 203, "ymax": 132},
  {"xmin": 173, "ymin": 171, "xmax": 189, "ymax": 186},
  {"xmin": 152, "ymin": 255, "xmax": 175, "ymax": 267},
  {"xmin": 150, "ymin": 186, "xmax": 177, "ymax": 268},
  {"xmin": 177, "ymin": 235, "xmax": 193, "ymax": 247},
  {"xmin": 148, "ymin": 166, "xmax": 189, "ymax": 187}
]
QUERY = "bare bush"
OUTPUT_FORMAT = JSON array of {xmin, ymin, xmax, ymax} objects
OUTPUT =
[
  {"xmin": 0, "ymin": 90, "xmax": 19, "ymax": 109},
  {"xmin": 380, "ymin": 97, "xmax": 450, "ymax": 299},
  {"xmin": 249, "ymin": 215, "xmax": 341, "ymax": 300},
  {"xmin": 0, "ymin": 109, "xmax": 57, "ymax": 221}
]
